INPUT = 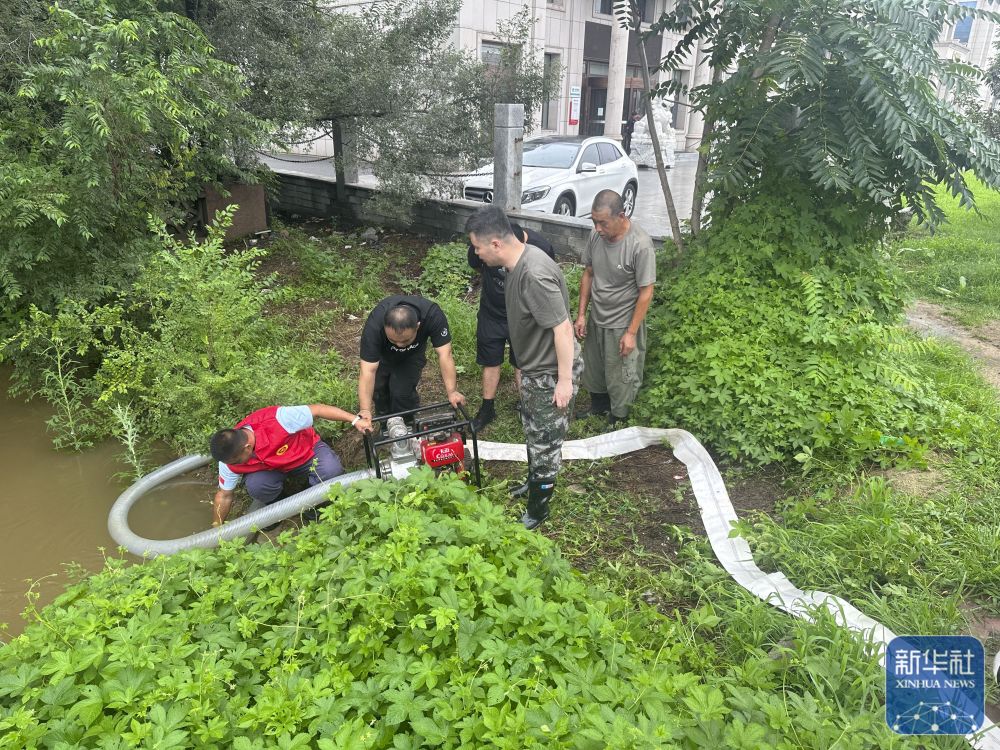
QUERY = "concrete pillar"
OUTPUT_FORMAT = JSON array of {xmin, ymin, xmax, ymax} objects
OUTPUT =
[
  {"xmin": 493, "ymin": 103, "xmax": 524, "ymax": 211},
  {"xmin": 331, "ymin": 118, "xmax": 359, "ymax": 201},
  {"xmin": 604, "ymin": 14, "xmax": 629, "ymax": 140}
]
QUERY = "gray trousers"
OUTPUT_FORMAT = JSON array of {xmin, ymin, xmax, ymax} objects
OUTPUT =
[{"xmin": 581, "ymin": 316, "xmax": 647, "ymax": 418}]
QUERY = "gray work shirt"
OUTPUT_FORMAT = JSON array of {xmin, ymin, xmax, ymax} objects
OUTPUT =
[
  {"xmin": 581, "ymin": 222, "xmax": 657, "ymax": 329},
  {"xmin": 505, "ymin": 244, "xmax": 571, "ymax": 375}
]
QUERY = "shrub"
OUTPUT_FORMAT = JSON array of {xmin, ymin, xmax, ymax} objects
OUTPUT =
[
  {"xmin": 636, "ymin": 187, "xmax": 970, "ymax": 467},
  {"xmin": 6, "ymin": 211, "xmax": 356, "ymax": 454},
  {"xmin": 0, "ymin": 472, "xmax": 681, "ymax": 748}
]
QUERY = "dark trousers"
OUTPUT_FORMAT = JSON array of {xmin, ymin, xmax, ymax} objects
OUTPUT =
[
  {"xmin": 374, "ymin": 356, "xmax": 425, "ymax": 415},
  {"xmin": 243, "ymin": 440, "xmax": 343, "ymax": 505}
]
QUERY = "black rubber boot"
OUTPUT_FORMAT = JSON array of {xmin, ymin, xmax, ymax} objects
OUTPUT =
[
  {"xmin": 521, "ymin": 478, "xmax": 555, "ymax": 530},
  {"xmin": 576, "ymin": 391, "xmax": 610, "ymax": 419}
]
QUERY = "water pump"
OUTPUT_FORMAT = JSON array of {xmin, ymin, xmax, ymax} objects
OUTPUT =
[{"xmin": 362, "ymin": 402, "xmax": 481, "ymax": 486}]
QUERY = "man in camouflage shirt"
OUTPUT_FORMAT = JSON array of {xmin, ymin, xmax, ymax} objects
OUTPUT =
[{"xmin": 466, "ymin": 206, "xmax": 583, "ymax": 529}]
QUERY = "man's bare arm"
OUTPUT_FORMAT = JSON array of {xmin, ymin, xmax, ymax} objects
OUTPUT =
[{"xmin": 212, "ymin": 488, "xmax": 234, "ymax": 526}]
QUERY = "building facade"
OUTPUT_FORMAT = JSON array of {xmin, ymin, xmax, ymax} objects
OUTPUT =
[
  {"xmin": 455, "ymin": 0, "xmax": 706, "ymax": 152},
  {"xmin": 934, "ymin": 0, "xmax": 999, "ymax": 103},
  {"xmin": 304, "ymin": 0, "xmax": 999, "ymax": 159},
  {"xmin": 302, "ymin": 0, "xmax": 710, "ymax": 156}
]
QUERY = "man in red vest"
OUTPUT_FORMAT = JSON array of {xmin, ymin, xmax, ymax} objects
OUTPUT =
[{"xmin": 209, "ymin": 403, "xmax": 366, "ymax": 526}]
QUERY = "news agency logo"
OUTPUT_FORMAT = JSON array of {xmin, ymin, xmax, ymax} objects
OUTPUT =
[{"xmin": 886, "ymin": 635, "xmax": 985, "ymax": 735}]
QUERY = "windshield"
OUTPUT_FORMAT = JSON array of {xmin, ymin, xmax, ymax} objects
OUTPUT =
[{"xmin": 522, "ymin": 142, "xmax": 580, "ymax": 169}]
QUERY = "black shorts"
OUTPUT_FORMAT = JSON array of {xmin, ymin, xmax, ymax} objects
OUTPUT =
[{"xmin": 476, "ymin": 317, "xmax": 517, "ymax": 368}]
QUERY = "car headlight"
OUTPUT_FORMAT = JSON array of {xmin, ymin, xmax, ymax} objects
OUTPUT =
[{"xmin": 521, "ymin": 187, "xmax": 550, "ymax": 204}]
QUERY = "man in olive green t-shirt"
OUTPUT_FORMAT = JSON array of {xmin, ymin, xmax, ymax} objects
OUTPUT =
[
  {"xmin": 465, "ymin": 205, "xmax": 583, "ymax": 530},
  {"xmin": 575, "ymin": 189, "xmax": 656, "ymax": 425}
]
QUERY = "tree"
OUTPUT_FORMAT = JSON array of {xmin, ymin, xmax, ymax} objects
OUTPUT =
[
  {"xmin": 645, "ymin": 0, "xmax": 1000, "ymax": 234},
  {"xmin": 0, "ymin": 0, "xmax": 266, "ymax": 314},
  {"xmin": 174, "ymin": 0, "xmax": 559, "ymax": 211}
]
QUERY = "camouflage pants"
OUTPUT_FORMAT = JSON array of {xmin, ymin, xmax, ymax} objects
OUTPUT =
[{"xmin": 520, "ymin": 345, "xmax": 584, "ymax": 481}]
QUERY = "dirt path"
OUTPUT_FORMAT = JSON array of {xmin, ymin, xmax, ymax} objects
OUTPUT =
[{"xmin": 906, "ymin": 300, "xmax": 1000, "ymax": 392}]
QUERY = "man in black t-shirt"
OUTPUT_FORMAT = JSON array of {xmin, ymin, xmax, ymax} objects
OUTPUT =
[
  {"xmin": 467, "ymin": 221, "xmax": 556, "ymax": 431},
  {"xmin": 356, "ymin": 295, "xmax": 465, "ymax": 432}
]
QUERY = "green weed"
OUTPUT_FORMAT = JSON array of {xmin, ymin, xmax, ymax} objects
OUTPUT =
[
  {"xmin": 0, "ymin": 471, "xmax": 964, "ymax": 749},
  {"xmin": 418, "ymin": 242, "xmax": 475, "ymax": 300},
  {"xmin": 270, "ymin": 227, "xmax": 387, "ymax": 313}
]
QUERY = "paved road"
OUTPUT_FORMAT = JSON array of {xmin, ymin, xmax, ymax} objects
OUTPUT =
[{"xmin": 259, "ymin": 152, "xmax": 697, "ymax": 239}]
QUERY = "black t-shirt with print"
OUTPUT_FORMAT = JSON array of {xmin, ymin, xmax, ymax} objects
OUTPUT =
[
  {"xmin": 360, "ymin": 294, "xmax": 452, "ymax": 365},
  {"xmin": 468, "ymin": 224, "xmax": 556, "ymax": 322}
]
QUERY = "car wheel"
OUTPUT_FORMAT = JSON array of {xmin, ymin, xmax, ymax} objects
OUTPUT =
[
  {"xmin": 554, "ymin": 195, "xmax": 575, "ymax": 216},
  {"xmin": 622, "ymin": 182, "xmax": 637, "ymax": 217}
]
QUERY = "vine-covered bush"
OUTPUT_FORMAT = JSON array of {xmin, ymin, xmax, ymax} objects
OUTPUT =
[
  {"xmin": 0, "ymin": 472, "xmax": 678, "ymax": 748},
  {"xmin": 1, "ymin": 472, "xmax": 953, "ymax": 749},
  {"xmin": 636, "ymin": 186, "xmax": 972, "ymax": 467}
]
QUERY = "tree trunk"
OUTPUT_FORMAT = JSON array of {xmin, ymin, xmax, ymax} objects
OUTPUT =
[
  {"xmin": 627, "ymin": 2, "xmax": 684, "ymax": 253},
  {"xmin": 690, "ymin": 67, "xmax": 722, "ymax": 237}
]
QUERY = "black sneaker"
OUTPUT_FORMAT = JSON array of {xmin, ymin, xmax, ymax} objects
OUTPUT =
[{"xmin": 471, "ymin": 405, "xmax": 495, "ymax": 433}]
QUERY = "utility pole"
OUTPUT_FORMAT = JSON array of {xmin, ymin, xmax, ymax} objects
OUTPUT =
[{"xmin": 493, "ymin": 103, "xmax": 525, "ymax": 211}]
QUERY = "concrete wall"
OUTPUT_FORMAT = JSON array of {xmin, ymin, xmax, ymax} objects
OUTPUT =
[{"xmin": 273, "ymin": 171, "xmax": 667, "ymax": 258}]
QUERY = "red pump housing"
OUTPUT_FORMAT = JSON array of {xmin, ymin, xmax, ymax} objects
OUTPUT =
[{"xmin": 419, "ymin": 432, "xmax": 466, "ymax": 473}]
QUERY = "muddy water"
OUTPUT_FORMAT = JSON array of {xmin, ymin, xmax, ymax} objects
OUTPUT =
[{"xmin": 0, "ymin": 374, "xmax": 209, "ymax": 637}]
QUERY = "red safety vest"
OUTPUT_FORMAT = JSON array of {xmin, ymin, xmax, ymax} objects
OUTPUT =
[{"xmin": 226, "ymin": 406, "xmax": 319, "ymax": 474}]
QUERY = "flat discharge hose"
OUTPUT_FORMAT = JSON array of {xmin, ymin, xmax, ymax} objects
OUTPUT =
[
  {"xmin": 107, "ymin": 454, "xmax": 373, "ymax": 558},
  {"xmin": 473, "ymin": 427, "xmax": 1000, "ymax": 750}
]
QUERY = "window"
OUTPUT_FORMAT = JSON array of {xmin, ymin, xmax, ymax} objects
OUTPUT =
[
  {"xmin": 952, "ymin": 1, "xmax": 977, "ymax": 45},
  {"xmin": 596, "ymin": 0, "xmax": 655, "ymax": 22},
  {"xmin": 481, "ymin": 41, "xmax": 505, "ymax": 66},
  {"xmin": 586, "ymin": 60, "xmax": 609, "ymax": 76},
  {"xmin": 598, "ymin": 143, "xmax": 622, "ymax": 164},
  {"xmin": 580, "ymin": 144, "xmax": 601, "ymax": 166},
  {"xmin": 670, "ymin": 69, "xmax": 690, "ymax": 130},
  {"xmin": 522, "ymin": 142, "xmax": 581, "ymax": 169},
  {"xmin": 541, "ymin": 53, "xmax": 560, "ymax": 130}
]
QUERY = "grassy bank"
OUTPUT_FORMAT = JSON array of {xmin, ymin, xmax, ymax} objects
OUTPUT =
[
  {"xmin": 894, "ymin": 179, "xmax": 1000, "ymax": 326},
  {"xmin": 3, "ymin": 216, "xmax": 998, "ymax": 747}
]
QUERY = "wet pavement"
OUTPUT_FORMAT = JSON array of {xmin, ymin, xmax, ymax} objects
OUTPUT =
[{"xmin": 259, "ymin": 152, "xmax": 698, "ymax": 240}]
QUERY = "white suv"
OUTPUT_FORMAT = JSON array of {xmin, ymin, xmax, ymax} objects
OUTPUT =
[{"xmin": 463, "ymin": 135, "xmax": 639, "ymax": 218}]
